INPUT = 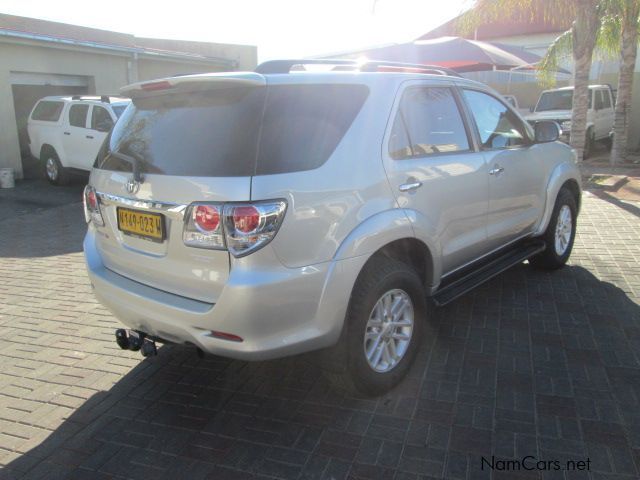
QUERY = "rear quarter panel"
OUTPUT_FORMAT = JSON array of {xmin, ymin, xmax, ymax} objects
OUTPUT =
[
  {"xmin": 27, "ymin": 103, "xmax": 68, "ymax": 163},
  {"xmin": 250, "ymin": 77, "xmax": 400, "ymax": 268}
]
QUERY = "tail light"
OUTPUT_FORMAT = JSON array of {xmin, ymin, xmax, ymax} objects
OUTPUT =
[
  {"xmin": 183, "ymin": 204, "xmax": 224, "ymax": 250},
  {"xmin": 223, "ymin": 201, "xmax": 287, "ymax": 257},
  {"xmin": 183, "ymin": 200, "xmax": 287, "ymax": 257},
  {"xmin": 140, "ymin": 80, "xmax": 174, "ymax": 91},
  {"xmin": 83, "ymin": 185, "xmax": 104, "ymax": 226}
]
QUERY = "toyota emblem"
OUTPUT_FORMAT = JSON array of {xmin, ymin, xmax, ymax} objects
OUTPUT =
[{"xmin": 124, "ymin": 177, "xmax": 140, "ymax": 194}]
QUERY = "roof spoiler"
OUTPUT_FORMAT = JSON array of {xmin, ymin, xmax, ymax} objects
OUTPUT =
[
  {"xmin": 120, "ymin": 73, "xmax": 266, "ymax": 97},
  {"xmin": 255, "ymin": 59, "xmax": 462, "ymax": 77}
]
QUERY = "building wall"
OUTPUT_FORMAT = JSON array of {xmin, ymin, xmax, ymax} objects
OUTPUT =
[
  {"xmin": 136, "ymin": 58, "xmax": 225, "ymax": 82},
  {"xmin": 0, "ymin": 39, "xmax": 256, "ymax": 178}
]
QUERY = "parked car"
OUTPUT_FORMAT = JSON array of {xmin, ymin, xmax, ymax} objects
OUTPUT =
[
  {"xmin": 27, "ymin": 95, "xmax": 130, "ymax": 184},
  {"xmin": 525, "ymin": 85, "xmax": 614, "ymax": 158},
  {"xmin": 83, "ymin": 61, "xmax": 581, "ymax": 395}
]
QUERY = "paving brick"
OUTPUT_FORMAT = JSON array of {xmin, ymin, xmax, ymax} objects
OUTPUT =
[{"xmin": 0, "ymin": 191, "xmax": 639, "ymax": 479}]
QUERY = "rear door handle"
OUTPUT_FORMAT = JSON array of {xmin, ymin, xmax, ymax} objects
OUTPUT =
[
  {"xmin": 86, "ymin": 135, "xmax": 94, "ymax": 139},
  {"xmin": 489, "ymin": 166, "xmax": 504, "ymax": 176},
  {"xmin": 399, "ymin": 181, "xmax": 423, "ymax": 192},
  {"xmin": 63, "ymin": 132, "xmax": 70, "ymax": 135}
]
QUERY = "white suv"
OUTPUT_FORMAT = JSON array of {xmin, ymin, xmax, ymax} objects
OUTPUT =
[
  {"xmin": 84, "ymin": 60, "xmax": 581, "ymax": 395},
  {"xmin": 27, "ymin": 95, "xmax": 130, "ymax": 184},
  {"xmin": 525, "ymin": 85, "xmax": 614, "ymax": 158}
]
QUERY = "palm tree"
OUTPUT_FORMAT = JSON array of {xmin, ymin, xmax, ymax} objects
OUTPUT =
[
  {"xmin": 541, "ymin": 1, "xmax": 640, "ymax": 165},
  {"xmin": 459, "ymin": 1, "xmax": 602, "ymax": 162},
  {"xmin": 607, "ymin": 1, "xmax": 640, "ymax": 165}
]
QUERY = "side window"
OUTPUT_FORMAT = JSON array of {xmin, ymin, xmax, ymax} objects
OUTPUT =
[
  {"xmin": 31, "ymin": 101, "xmax": 64, "ymax": 121},
  {"xmin": 68, "ymin": 104, "xmax": 89, "ymax": 128},
  {"xmin": 463, "ymin": 89, "xmax": 529, "ymax": 149},
  {"xmin": 389, "ymin": 87, "xmax": 470, "ymax": 160},
  {"xmin": 594, "ymin": 90, "xmax": 604, "ymax": 110},
  {"xmin": 91, "ymin": 106, "xmax": 114, "ymax": 132},
  {"xmin": 601, "ymin": 90, "xmax": 611, "ymax": 109},
  {"xmin": 388, "ymin": 113, "xmax": 412, "ymax": 160}
]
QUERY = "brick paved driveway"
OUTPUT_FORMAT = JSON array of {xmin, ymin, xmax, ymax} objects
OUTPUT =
[{"xmin": 0, "ymin": 193, "xmax": 639, "ymax": 480}]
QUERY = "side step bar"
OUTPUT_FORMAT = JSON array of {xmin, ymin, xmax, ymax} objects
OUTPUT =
[{"xmin": 432, "ymin": 241, "xmax": 546, "ymax": 306}]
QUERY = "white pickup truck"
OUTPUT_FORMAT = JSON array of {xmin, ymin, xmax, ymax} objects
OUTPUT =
[
  {"xmin": 525, "ymin": 85, "xmax": 614, "ymax": 158},
  {"xmin": 27, "ymin": 95, "xmax": 130, "ymax": 184}
]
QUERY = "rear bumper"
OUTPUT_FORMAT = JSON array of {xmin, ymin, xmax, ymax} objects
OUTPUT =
[{"xmin": 84, "ymin": 228, "xmax": 367, "ymax": 360}]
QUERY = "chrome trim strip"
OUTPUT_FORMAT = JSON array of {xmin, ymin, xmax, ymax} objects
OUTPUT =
[{"xmin": 97, "ymin": 192, "xmax": 188, "ymax": 220}]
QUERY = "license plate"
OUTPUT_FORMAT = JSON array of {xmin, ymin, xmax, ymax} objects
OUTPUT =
[{"xmin": 117, "ymin": 207, "xmax": 165, "ymax": 242}]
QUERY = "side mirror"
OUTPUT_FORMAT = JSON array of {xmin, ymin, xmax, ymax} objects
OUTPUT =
[
  {"xmin": 534, "ymin": 120, "xmax": 560, "ymax": 143},
  {"xmin": 529, "ymin": 106, "xmax": 534, "ymax": 113}
]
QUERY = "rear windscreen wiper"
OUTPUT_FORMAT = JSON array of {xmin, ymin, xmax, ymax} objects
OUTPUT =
[{"xmin": 109, "ymin": 151, "xmax": 145, "ymax": 183}]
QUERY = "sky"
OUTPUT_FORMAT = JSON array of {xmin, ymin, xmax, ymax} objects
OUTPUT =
[{"xmin": 0, "ymin": 0, "xmax": 472, "ymax": 61}]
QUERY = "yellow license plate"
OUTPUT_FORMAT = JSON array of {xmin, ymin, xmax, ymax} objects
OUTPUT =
[{"xmin": 117, "ymin": 208, "xmax": 165, "ymax": 242}]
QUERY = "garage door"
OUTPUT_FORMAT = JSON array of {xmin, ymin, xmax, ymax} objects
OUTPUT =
[
  {"xmin": 10, "ymin": 73, "xmax": 90, "ymax": 178},
  {"xmin": 9, "ymin": 72, "xmax": 90, "ymax": 87}
]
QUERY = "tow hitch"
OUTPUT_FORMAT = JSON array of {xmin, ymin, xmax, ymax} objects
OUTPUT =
[{"xmin": 115, "ymin": 329, "xmax": 157, "ymax": 357}]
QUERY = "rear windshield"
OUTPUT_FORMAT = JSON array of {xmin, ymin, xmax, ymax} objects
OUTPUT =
[
  {"xmin": 94, "ymin": 84, "xmax": 369, "ymax": 176},
  {"xmin": 31, "ymin": 101, "xmax": 64, "ymax": 121}
]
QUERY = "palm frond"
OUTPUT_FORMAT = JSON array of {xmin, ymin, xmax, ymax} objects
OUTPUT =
[
  {"xmin": 538, "ymin": 29, "xmax": 573, "ymax": 87},
  {"xmin": 456, "ymin": 0, "xmax": 577, "ymax": 36},
  {"xmin": 596, "ymin": 14, "xmax": 623, "ymax": 59}
]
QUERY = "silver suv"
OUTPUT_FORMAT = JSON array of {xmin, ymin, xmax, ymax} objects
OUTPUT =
[{"xmin": 83, "ymin": 59, "xmax": 581, "ymax": 395}]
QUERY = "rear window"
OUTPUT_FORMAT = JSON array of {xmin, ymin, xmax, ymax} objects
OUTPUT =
[
  {"xmin": 31, "ymin": 101, "xmax": 64, "ymax": 121},
  {"xmin": 256, "ymin": 84, "xmax": 369, "ymax": 175},
  {"xmin": 95, "ymin": 84, "xmax": 369, "ymax": 177}
]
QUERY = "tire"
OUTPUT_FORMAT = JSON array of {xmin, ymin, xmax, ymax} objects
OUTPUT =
[
  {"xmin": 529, "ymin": 188, "xmax": 577, "ymax": 270},
  {"xmin": 42, "ymin": 150, "xmax": 68, "ymax": 185},
  {"xmin": 583, "ymin": 129, "xmax": 595, "ymax": 159},
  {"xmin": 323, "ymin": 257, "xmax": 429, "ymax": 396}
]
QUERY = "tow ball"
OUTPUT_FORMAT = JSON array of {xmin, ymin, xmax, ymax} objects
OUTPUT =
[{"xmin": 115, "ymin": 329, "xmax": 157, "ymax": 357}]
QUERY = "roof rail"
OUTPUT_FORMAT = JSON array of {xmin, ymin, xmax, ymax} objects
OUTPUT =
[
  {"xmin": 255, "ymin": 59, "xmax": 461, "ymax": 77},
  {"xmin": 70, "ymin": 95, "xmax": 123, "ymax": 103}
]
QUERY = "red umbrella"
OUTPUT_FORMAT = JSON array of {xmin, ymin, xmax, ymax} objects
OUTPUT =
[{"xmin": 355, "ymin": 36, "xmax": 542, "ymax": 72}]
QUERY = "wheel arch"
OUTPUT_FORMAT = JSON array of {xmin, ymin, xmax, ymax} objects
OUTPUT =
[
  {"xmin": 316, "ymin": 210, "xmax": 438, "ymax": 348},
  {"xmin": 367, "ymin": 238, "xmax": 434, "ymax": 292},
  {"xmin": 40, "ymin": 143, "xmax": 58, "ymax": 160},
  {"xmin": 534, "ymin": 162, "xmax": 582, "ymax": 236},
  {"xmin": 562, "ymin": 178, "xmax": 581, "ymax": 212},
  {"xmin": 332, "ymin": 208, "xmax": 439, "ymax": 288}
]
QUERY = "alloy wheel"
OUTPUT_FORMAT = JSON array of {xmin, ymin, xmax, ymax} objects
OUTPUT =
[
  {"xmin": 46, "ymin": 157, "xmax": 58, "ymax": 181},
  {"xmin": 554, "ymin": 204, "xmax": 572, "ymax": 256},
  {"xmin": 363, "ymin": 288, "xmax": 414, "ymax": 373}
]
